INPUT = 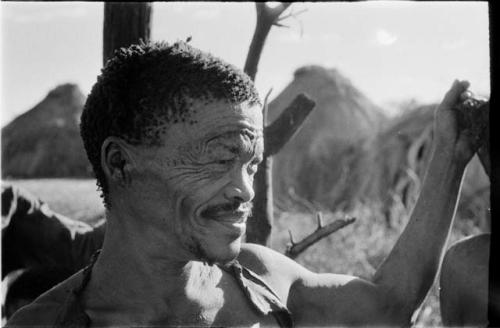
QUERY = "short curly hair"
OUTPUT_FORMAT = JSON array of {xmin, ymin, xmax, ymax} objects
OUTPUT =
[{"xmin": 80, "ymin": 41, "xmax": 261, "ymax": 206}]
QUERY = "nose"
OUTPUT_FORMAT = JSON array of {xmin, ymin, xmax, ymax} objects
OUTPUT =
[{"xmin": 224, "ymin": 167, "xmax": 255, "ymax": 203}]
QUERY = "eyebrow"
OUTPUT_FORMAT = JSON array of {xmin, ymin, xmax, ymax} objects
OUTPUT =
[
  {"xmin": 204, "ymin": 123, "xmax": 263, "ymax": 141},
  {"xmin": 207, "ymin": 131, "xmax": 263, "ymax": 157}
]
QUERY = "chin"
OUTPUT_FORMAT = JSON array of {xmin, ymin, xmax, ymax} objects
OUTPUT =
[{"xmin": 197, "ymin": 235, "xmax": 243, "ymax": 265}]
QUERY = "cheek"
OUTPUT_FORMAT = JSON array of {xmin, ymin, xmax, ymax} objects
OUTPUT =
[
  {"xmin": 178, "ymin": 196, "xmax": 196, "ymax": 222},
  {"xmin": 175, "ymin": 177, "xmax": 225, "ymax": 221},
  {"xmin": 167, "ymin": 168, "xmax": 230, "ymax": 208},
  {"xmin": 173, "ymin": 173, "xmax": 228, "ymax": 231},
  {"xmin": 134, "ymin": 158, "xmax": 229, "ymax": 220},
  {"xmin": 133, "ymin": 161, "xmax": 200, "ymax": 200}
]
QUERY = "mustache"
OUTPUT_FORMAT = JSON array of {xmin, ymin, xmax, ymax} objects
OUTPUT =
[{"xmin": 200, "ymin": 201, "xmax": 253, "ymax": 219}]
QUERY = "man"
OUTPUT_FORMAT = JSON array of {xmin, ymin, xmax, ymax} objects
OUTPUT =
[
  {"xmin": 1, "ymin": 184, "xmax": 105, "ymax": 320},
  {"xmin": 7, "ymin": 41, "xmax": 487, "ymax": 327}
]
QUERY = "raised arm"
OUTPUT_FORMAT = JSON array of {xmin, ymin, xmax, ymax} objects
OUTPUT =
[
  {"xmin": 283, "ymin": 80, "xmax": 488, "ymax": 326},
  {"xmin": 369, "ymin": 80, "xmax": 480, "ymax": 322}
]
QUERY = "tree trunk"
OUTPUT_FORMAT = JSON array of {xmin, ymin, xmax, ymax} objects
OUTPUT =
[
  {"xmin": 246, "ymin": 94, "xmax": 315, "ymax": 246},
  {"xmin": 246, "ymin": 157, "xmax": 274, "ymax": 245},
  {"xmin": 103, "ymin": 2, "xmax": 152, "ymax": 65},
  {"xmin": 244, "ymin": 19, "xmax": 272, "ymax": 82},
  {"xmin": 244, "ymin": 3, "xmax": 291, "ymax": 247}
]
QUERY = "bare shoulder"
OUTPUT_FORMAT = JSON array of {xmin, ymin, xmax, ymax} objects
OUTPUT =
[
  {"xmin": 238, "ymin": 243, "xmax": 383, "ymax": 326},
  {"xmin": 239, "ymin": 243, "xmax": 310, "ymax": 278},
  {"xmin": 440, "ymin": 233, "xmax": 490, "ymax": 326},
  {"xmin": 237, "ymin": 243, "xmax": 311, "ymax": 301},
  {"xmin": 447, "ymin": 233, "xmax": 489, "ymax": 255},
  {"xmin": 238, "ymin": 243, "xmax": 364, "ymax": 285},
  {"xmin": 440, "ymin": 233, "xmax": 490, "ymax": 289},
  {"xmin": 238, "ymin": 243, "xmax": 366, "ymax": 290},
  {"xmin": 6, "ymin": 271, "xmax": 85, "ymax": 327},
  {"xmin": 442, "ymin": 233, "xmax": 490, "ymax": 274}
]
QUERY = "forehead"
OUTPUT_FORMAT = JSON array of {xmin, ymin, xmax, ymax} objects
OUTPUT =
[{"xmin": 166, "ymin": 98, "xmax": 263, "ymax": 144}]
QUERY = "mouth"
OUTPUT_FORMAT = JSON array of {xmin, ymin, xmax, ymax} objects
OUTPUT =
[
  {"xmin": 201, "ymin": 202, "xmax": 251, "ymax": 219},
  {"xmin": 208, "ymin": 210, "xmax": 248, "ymax": 223},
  {"xmin": 198, "ymin": 202, "xmax": 252, "ymax": 233}
]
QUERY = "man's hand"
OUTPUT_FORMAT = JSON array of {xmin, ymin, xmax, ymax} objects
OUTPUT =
[{"xmin": 433, "ymin": 80, "xmax": 488, "ymax": 164}]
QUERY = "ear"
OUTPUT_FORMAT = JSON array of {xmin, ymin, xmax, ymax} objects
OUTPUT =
[{"xmin": 100, "ymin": 137, "xmax": 135, "ymax": 188}]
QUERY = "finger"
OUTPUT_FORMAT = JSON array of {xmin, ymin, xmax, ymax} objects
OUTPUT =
[
  {"xmin": 441, "ymin": 79, "xmax": 470, "ymax": 107},
  {"xmin": 459, "ymin": 90, "xmax": 474, "ymax": 102},
  {"xmin": 441, "ymin": 79, "xmax": 469, "ymax": 106}
]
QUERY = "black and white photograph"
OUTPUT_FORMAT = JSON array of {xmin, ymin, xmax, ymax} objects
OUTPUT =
[{"xmin": 1, "ymin": 2, "xmax": 492, "ymax": 327}]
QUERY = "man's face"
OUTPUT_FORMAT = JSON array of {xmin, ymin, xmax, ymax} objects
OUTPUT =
[{"xmin": 128, "ymin": 98, "xmax": 263, "ymax": 265}]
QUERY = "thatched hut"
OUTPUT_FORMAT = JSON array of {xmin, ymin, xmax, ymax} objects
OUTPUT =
[
  {"xmin": 268, "ymin": 65, "xmax": 386, "ymax": 211},
  {"xmin": 269, "ymin": 67, "xmax": 489, "ymax": 229},
  {"xmin": 2, "ymin": 84, "xmax": 91, "ymax": 178}
]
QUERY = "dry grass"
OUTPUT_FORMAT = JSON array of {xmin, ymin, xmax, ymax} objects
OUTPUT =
[
  {"xmin": 271, "ymin": 202, "xmax": 485, "ymax": 327},
  {"xmin": 3, "ymin": 179, "xmax": 487, "ymax": 326},
  {"xmin": 3, "ymin": 179, "xmax": 105, "ymax": 225}
]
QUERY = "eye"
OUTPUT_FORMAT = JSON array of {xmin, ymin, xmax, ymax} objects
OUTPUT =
[
  {"xmin": 248, "ymin": 157, "xmax": 263, "ymax": 174},
  {"xmin": 214, "ymin": 158, "xmax": 236, "ymax": 166},
  {"xmin": 253, "ymin": 157, "xmax": 263, "ymax": 166}
]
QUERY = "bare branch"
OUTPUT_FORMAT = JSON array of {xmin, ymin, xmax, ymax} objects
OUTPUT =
[
  {"xmin": 263, "ymin": 87, "xmax": 273, "ymax": 110},
  {"xmin": 285, "ymin": 216, "xmax": 356, "ymax": 259},
  {"xmin": 316, "ymin": 212, "xmax": 324, "ymax": 229},
  {"xmin": 244, "ymin": 3, "xmax": 312, "ymax": 246},
  {"xmin": 276, "ymin": 7, "xmax": 308, "ymax": 22},
  {"xmin": 246, "ymin": 156, "xmax": 274, "ymax": 246},
  {"xmin": 266, "ymin": 3, "xmax": 293, "ymax": 21},
  {"xmin": 264, "ymin": 93, "xmax": 316, "ymax": 156},
  {"xmin": 244, "ymin": 3, "xmax": 294, "ymax": 81},
  {"xmin": 245, "ymin": 90, "xmax": 274, "ymax": 246},
  {"xmin": 255, "ymin": 2, "xmax": 267, "ymax": 15},
  {"xmin": 288, "ymin": 229, "xmax": 296, "ymax": 245},
  {"xmin": 262, "ymin": 88, "xmax": 273, "ymax": 125},
  {"xmin": 272, "ymin": 22, "xmax": 291, "ymax": 28}
]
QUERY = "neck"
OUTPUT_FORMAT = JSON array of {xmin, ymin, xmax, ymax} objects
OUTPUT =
[{"xmin": 85, "ymin": 207, "xmax": 216, "ymax": 310}]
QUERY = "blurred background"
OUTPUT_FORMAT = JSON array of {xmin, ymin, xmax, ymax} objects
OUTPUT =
[{"xmin": 1, "ymin": 2, "xmax": 490, "ymax": 326}]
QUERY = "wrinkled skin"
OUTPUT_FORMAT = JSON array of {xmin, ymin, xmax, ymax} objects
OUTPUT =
[{"xmin": 123, "ymin": 98, "xmax": 264, "ymax": 265}]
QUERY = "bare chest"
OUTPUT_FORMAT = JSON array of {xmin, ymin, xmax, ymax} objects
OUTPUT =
[
  {"xmin": 161, "ymin": 270, "xmax": 279, "ymax": 327},
  {"xmin": 87, "ymin": 266, "xmax": 281, "ymax": 327}
]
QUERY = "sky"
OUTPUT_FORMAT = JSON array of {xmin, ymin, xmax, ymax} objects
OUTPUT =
[{"xmin": 0, "ymin": 2, "xmax": 490, "ymax": 126}]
